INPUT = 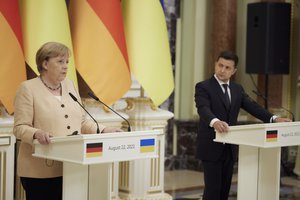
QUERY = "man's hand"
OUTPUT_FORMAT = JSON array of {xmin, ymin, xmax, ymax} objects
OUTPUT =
[
  {"xmin": 274, "ymin": 117, "xmax": 292, "ymax": 123},
  {"xmin": 213, "ymin": 120, "xmax": 229, "ymax": 133},
  {"xmin": 33, "ymin": 130, "xmax": 53, "ymax": 145}
]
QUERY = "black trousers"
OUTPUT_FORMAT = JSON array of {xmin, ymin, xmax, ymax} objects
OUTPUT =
[
  {"xmin": 202, "ymin": 145, "xmax": 235, "ymax": 200},
  {"xmin": 21, "ymin": 177, "xmax": 62, "ymax": 200}
]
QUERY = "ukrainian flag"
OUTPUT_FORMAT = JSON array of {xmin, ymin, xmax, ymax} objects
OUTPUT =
[
  {"xmin": 122, "ymin": 0, "xmax": 174, "ymax": 106},
  {"xmin": 140, "ymin": 138, "xmax": 155, "ymax": 153}
]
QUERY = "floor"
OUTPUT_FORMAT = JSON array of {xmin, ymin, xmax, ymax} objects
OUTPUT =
[{"xmin": 164, "ymin": 170, "xmax": 300, "ymax": 200}]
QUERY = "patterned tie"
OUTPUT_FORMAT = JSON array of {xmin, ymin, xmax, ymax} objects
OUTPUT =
[{"xmin": 222, "ymin": 84, "xmax": 230, "ymax": 110}]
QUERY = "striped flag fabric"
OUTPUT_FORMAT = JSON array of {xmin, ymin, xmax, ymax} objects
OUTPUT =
[
  {"xmin": 86, "ymin": 142, "xmax": 103, "ymax": 158},
  {"xmin": 140, "ymin": 138, "xmax": 155, "ymax": 153},
  {"xmin": 19, "ymin": 0, "xmax": 78, "ymax": 86},
  {"xmin": 122, "ymin": 0, "xmax": 174, "ymax": 106},
  {"xmin": 69, "ymin": 0, "xmax": 131, "ymax": 105},
  {"xmin": 266, "ymin": 130, "xmax": 278, "ymax": 142},
  {"xmin": 0, "ymin": 0, "xmax": 26, "ymax": 114}
]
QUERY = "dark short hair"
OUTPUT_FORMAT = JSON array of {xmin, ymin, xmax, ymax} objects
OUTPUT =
[{"xmin": 217, "ymin": 51, "xmax": 239, "ymax": 67}]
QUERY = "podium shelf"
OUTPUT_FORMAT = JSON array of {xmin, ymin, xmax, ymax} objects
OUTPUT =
[
  {"xmin": 33, "ymin": 130, "xmax": 162, "ymax": 164},
  {"xmin": 214, "ymin": 121, "xmax": 300, "ymax": 148}
]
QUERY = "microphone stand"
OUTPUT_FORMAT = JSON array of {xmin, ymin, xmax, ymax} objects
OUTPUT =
[
  {"xmin": 264, "ymin": 74, "xmax": 269, "ymax": 110},
  {"xmin": 88, "ymin": 92, "xmax": 131, "ymax": 132},
  {"xmin": 252, "ymin": 89, "xmax": 295, "ymax": 121},
  {"xmin": 69, "ymin": 92, "xmax": 100, "ymax": 134}
]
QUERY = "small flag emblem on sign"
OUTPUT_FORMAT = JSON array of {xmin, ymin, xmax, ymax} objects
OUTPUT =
[
  {"xmin": 86, "ymin": 142, "xmax": 103, "ymax": 157},
  {"xmin": 266, "ymin": 130, "xmax": 278, "ymax": 142},
  {"xmin": 140, "ymin": 138, "xmax": 155, "ymax": 153}
]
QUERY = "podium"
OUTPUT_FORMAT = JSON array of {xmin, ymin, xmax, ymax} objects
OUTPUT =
[
  {"xmin": 214, "ymin": 121, "xmax": 300, "ymax": 200},
  {"xmin": 0, "ymin": 133, "xmax": 15, "ymax": 200},
  {"xmin": 33, "ymin": 130, "xmax": 162, "ymax": 200}
]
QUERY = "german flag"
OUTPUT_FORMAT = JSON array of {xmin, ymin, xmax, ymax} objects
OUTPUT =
[
  {"xmin": 86, "ymin": 142, "xmax": 103, "ymax": 158},
  {"xmin": 19, "ymin": 0, "xmax": 78, "ymax": 86},
  {"xmin": 69, "ymin": 0, "xmax": 131, "ymax": 105},
  {"xmin": 266, "ymin": 130, "xmax": 278, "ymax": 142},
  {"xmin": 0, "ymin": 0, "xmax": 26, "ymax": 114},
  {"xmin": 140, "ymin": 138, "xmax": 155, "ymax": 153}
]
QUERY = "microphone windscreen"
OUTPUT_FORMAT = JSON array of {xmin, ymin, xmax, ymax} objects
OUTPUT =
[{"xmin": 69, "ymin": 92, "xmax": 78, "ymax": 101}]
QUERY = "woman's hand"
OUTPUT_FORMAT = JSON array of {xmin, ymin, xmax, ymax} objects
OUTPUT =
[
  {"xmin": 102, "ymin": 127, "xmax": 123, "ymax": 133},
  {"xmin": 33, "ymin": 130, "xmax": 53, "ymax": 145}
]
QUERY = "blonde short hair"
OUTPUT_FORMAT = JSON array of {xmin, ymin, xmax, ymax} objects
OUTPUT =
[{"xmin": 36, "ymin": 42, "xmax": 71, "ymax": 73}]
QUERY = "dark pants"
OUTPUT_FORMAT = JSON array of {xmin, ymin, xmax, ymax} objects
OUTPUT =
[
  {"xmin": 21, "ymin": 177, "xmax": 62, "ymax": 200},
  {"xmin": 202, "ymin": 145, "xmax": 235, "ymax": 200}
]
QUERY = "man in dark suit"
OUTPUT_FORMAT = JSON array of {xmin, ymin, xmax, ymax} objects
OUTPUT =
[{"xmin": 194, "ymin": 51, "xmax": 291, "ymax": 200}]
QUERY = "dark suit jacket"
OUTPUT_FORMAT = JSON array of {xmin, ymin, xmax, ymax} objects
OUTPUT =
[{"xmin": 194, "ymin": 76, "xmax": 273, "ymax": 161}]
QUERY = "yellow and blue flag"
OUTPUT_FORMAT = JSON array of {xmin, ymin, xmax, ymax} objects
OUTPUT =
[
  {"xmin": 140, "ymin": 138, "xmax": 155, "ymax": 153},
  {"xmin": 122, "ymin": 0, "xmax": 174, "ymax": 106}
]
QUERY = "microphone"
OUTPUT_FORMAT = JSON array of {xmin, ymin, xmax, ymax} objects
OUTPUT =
[
  {"xmin": 252, "ymin": 90, "xmax": 295, "ymax": 121},
  {"xmin": 87, "ymin": 92, "xmax": 131, "ymax": 132},
  {"xmin": 281, "ymin": 107, "xmax": 295, "ymax": 122},
  {"xmin": 252, "ymin": 90, "xmax": 267, "ymax": 101},
  {"xmin": 69, "ymin": 92, "xmax": 100, "ymax": 133}
]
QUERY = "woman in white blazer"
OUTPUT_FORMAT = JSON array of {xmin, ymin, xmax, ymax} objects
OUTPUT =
[{"xmin": 13, "ymin": 42, "xmax": 122, "ymax": 200}]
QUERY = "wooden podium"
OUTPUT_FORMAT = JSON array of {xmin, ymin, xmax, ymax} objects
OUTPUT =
[
  {"xmin": 214, "ymin": 121, "xmax": 300, "ymax": 200},
  {"xmin": 33, "ymin": 130, "xmax": 162, "ymax": 200}
]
